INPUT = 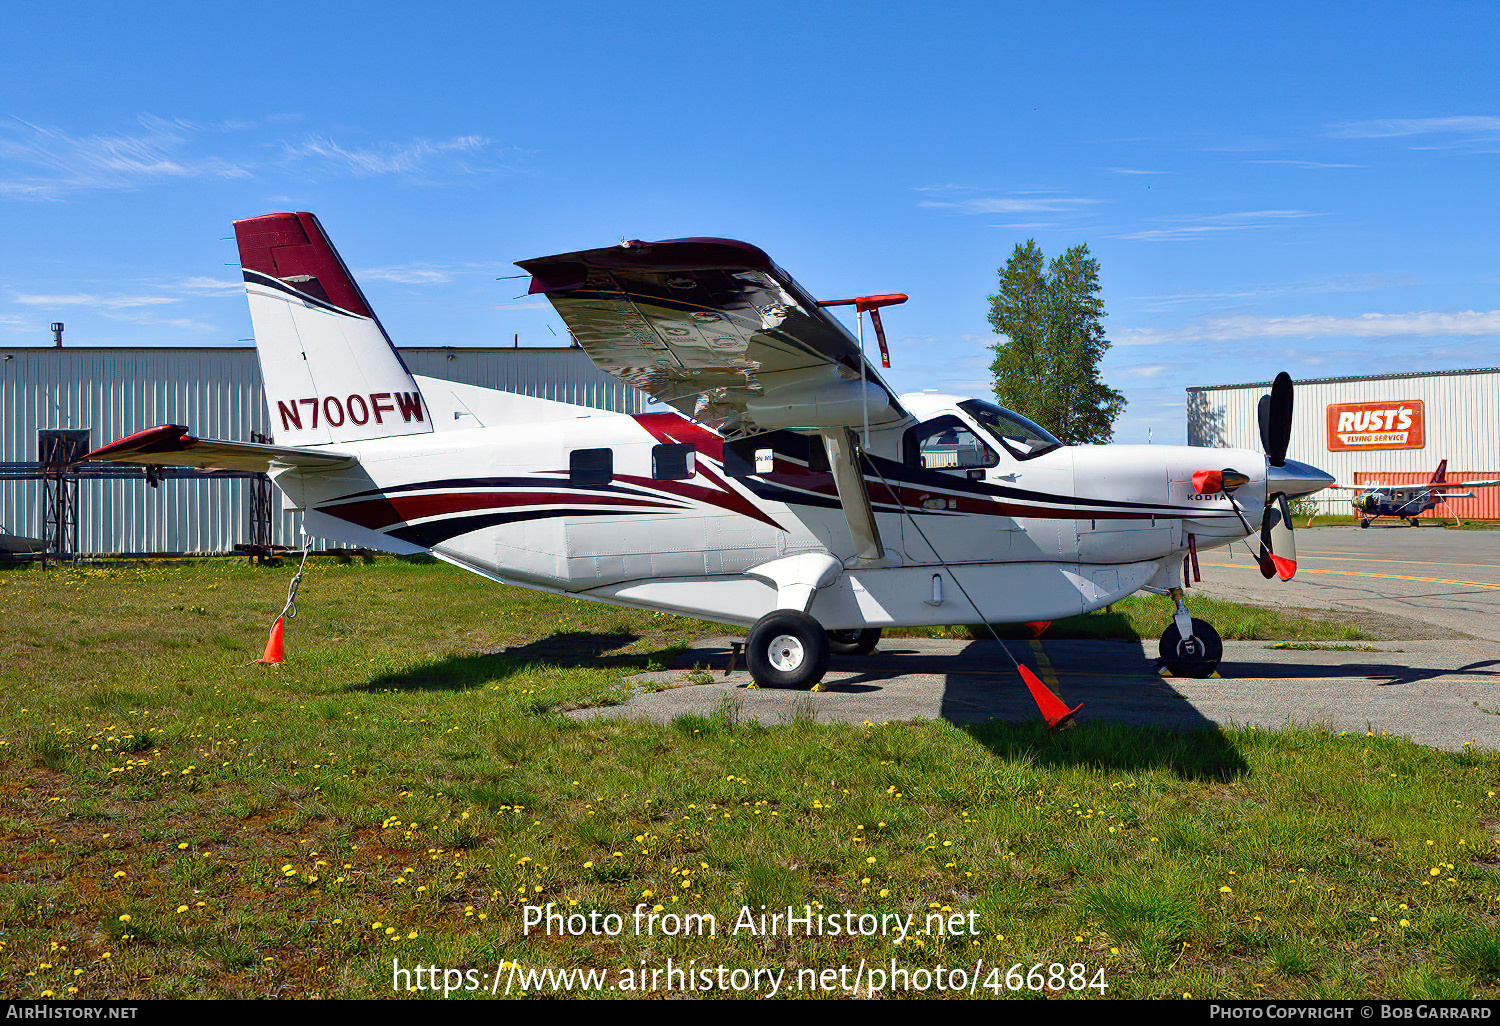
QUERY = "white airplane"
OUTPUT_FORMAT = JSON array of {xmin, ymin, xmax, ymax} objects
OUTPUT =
[{"xmin": 88, "ymin": 212, "xmax": 1334, "ymax": 722}]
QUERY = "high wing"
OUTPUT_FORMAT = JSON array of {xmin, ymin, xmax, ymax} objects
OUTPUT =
[
  {"xmin": 1350, "ymin": 478, "xmax": 1500, "ymax": 495},
  {"xmin": 518, "ymin": 237, "xmax": 909, "ymax": 561},
  {"xmin": 1345, "ymin": 482, "xmax": 1427, "ymax": 495},
  {"xmin": 86, "ymin": 424, "xmax": 354, "ymax": 473},
  {"xmin": 517, "ymin": 238, "xmax": 907, "ymax": 439}
]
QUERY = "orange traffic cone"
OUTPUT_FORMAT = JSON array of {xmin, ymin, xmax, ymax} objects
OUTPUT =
[
  {"xmin": 256, "ymin": 616, "xmax": 285, "ymax": 665},
  {"xmin": 1019, "ymin": 665, "xmax": 1081, "ymax": 730},
  {"xmin": 1026, "ymin": 620, "xmax": 1052, "ymax": 638}
]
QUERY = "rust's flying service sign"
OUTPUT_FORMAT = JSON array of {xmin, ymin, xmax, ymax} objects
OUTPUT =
[{"xmin": 1325, "ymin": 399, "xmax": 1425, "ymax": 451}]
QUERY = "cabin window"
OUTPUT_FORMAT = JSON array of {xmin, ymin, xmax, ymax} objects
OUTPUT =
[
  {"xmin": 651, "ymin": 443, "xmax": 696, "ymax": 481},
  {"xmin": 958, "ymin": 399, "xmax": 1062, "ymax": 461},
  {"xmin": 569, "ymin": 447, "xmax": 613, "ymax": 487},
  {"xmin": 904, "ymin": 416, "xmax": 998, "ymax": 471}
]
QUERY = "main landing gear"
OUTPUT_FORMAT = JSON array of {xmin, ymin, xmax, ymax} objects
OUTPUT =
[
  {"xmin": 746, "ymin": 610, "xmax": 831, "ymax": 688},
  {"xmin": 1157, "ymin": 587, "xmax": 1223, "ymax": 678},
  {"xmin": 826, "ymin": 627, "xmax": 882, "ymax": 656},
  {"xmin": 745, "ymin": 616, "xmax": 884, "ymax": 688}
]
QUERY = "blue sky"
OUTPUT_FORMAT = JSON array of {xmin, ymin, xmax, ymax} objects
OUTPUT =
[{"xmin": 4, "ymin": 1, "xmax": 1499, "ymax": 442}]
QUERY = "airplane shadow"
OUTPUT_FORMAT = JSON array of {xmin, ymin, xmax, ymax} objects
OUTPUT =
[
  {"xmin": 354, "ymin": 630, "xmax": 680, "ymax": 692},
  {"xmin": 1219, "ymin": 657, "xmax": 1500, "ymax": 687},
  {"xmin": 356, "ymin": 630, "xmax": 1253, "ymax": 779},
  {"xmin": 776, "ymin": 639, "xmax": 1249, "ymax": 781}
]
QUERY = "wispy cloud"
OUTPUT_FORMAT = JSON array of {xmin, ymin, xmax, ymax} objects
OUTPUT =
[
  {"xmin": 1127, "ymin": 274, "xmax": 1416, "ymax": 311},
  {"xmin": 156, "ymin": 276, "xmax": 243, "ymax": 295},
  {"xmin": 0, "ymin": 115, "xmax": 515, "ymax": 200},
  {"xmin": 357, "ymin": 265, "xmax": 455, "ymax": 285},
  {"xmin": 1327, "ymin": 115, "xmax": 1500, "ymax": 140},
  {"xmin": 275, "ymin": 133, "xmax": 507, "ymax": 178},
  {"xmin": 921, "ymin": 192, "xmax": 1105, "ymax": 214},
  {"xmin": 1114, "ymin": 363, "xmax": 1173, "ymax": 380},
  {"xmin": 1116, "ymin": 309, "xmax": 1500, "ymax": 346},
  {"xmin": 0, "ymin": 115, "xmax": 251, "ymax": 199},
  {"xmin": 1241, "ymin": 159, "xmax": 1365, "ymax": 169},
  {"xmin": 12, "ymin": 292, "xmax": 179, "ymax": 309},
  {"xmin": 912, "ymin": 183, "xmax": 988, "ymax": 193},
  {"xmin": 1108, "ymin": 209, "xmax": 1324, "ymax": 242},
  {"xmin": 1104, "ymin": 167, "xmax": 1174, "ymax": 175}
]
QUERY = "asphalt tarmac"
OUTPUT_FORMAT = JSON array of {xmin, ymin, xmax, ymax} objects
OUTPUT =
[
  {"xmin": 566, "ymin": 526, "xmax": 1500, "ymax": 752},
  {"xmin": 1194, "ymin": 524, "xmax": 1500, "ymax": 641}
]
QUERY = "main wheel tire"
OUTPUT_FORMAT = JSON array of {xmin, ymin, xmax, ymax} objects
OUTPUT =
[
  {"xmin": 826, "ymin": 627, "xmax": 882, "ymax": 656},
  {"xmin": 746, "ymin": 610, "xmax": 831, "ymax": 689},
  {"xmin": 1359, "ymin": 518, "xmax": 1370, "ymax": 529},
  {"xmin": 1158, "ymin": 618, "xmax": 1223, "ymax": 678}
]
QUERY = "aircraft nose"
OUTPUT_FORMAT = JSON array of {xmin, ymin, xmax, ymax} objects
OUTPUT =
[{"xmin": 1267, "ymin": 458, "xmax": 1336, "ymax": 499}]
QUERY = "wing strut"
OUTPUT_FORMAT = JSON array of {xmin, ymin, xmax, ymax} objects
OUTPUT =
[{"xmin": 820, "ymin": 428, "xmax": 883, "ymax": 561}]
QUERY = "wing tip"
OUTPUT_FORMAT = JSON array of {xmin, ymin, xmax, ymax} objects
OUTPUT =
[{"xmin": 86, "ymin": 424, "xmax": 193, "ymax": 462}]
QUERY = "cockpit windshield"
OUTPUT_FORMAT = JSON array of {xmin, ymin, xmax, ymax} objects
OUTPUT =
[{"xmin": 958, "ymin": 399, "xmax": 1063, "ymax": 461}]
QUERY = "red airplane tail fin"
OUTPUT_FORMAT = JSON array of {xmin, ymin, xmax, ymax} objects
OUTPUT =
[{"xmin": 1430, "ymin": 459, "xmax": 1447, "ymax": 484}]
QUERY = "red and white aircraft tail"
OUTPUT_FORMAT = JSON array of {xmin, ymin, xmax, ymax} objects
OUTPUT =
[
  {"xmin": 233, "ymin": 212, "xmax": 431, "ymax": 446},
  {"xmin": 1430, "ymin": 459, "xmax": 1448, "ymax": 484}
]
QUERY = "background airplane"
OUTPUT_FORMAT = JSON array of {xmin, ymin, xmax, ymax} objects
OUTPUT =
[{"xmin": 1347, "ymin": 460, "xmax": 1500, "ymax": 527}]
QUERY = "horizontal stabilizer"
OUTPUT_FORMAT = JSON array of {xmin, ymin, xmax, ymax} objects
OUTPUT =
[{"xmin": 86, "ymin": 424, "xmax": 354, "ymax": 473}]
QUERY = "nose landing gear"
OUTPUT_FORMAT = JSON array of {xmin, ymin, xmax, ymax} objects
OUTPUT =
[{"xmin": 1157, "ymin": 587, "xmax": 1223, "ymax": 678}]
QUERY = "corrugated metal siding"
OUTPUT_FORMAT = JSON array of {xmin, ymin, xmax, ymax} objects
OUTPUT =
[
  {"xmin": 1186, "ymin": 368, "xmax": 1500, "ymax": 517},
  {"xmin": 1351, "ymin": 471, "xmax": 1500, "ymax": 520},
  {"xmin": 402, "ymin": 348, "xmax": 646, "ymax": 413},
  {"xmin": 1, "ymin": 346, "xmax": 646, "ymax": 554}
]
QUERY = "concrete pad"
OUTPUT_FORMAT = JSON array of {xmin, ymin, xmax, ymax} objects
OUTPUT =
[{"xmin": 567, "ymin": 635, "xmax": 1500, "ymax": 753}]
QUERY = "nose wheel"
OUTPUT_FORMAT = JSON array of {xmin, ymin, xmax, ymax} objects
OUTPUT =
[
  {"xmin": 747, "ymin": 610, "xmax": 831, "ymax": 688},
  {"xmin": 1158, "ymin": 618, "xmax": 1223, "ymax": 678}
]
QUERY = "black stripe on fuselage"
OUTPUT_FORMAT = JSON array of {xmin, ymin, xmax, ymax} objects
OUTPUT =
[
  {"xmin": 323, "ymin": 476, "xmax": 669, "ymax": 506},
  {"xmin": 387, "ymin": 506, "xmax": 623, "ymax": 548}
]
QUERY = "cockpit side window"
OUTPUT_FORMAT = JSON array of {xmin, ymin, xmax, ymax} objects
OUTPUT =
[
  {"xmin": 958, "ymin": 399, "xmax": 1063, "ymax": 461},
  {"xmin": 903, "ymin": 415, "xmax": 999, "ymax": 471}
]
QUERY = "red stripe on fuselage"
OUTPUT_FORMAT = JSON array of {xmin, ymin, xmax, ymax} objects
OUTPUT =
[
  {"xmin": 321, "ymin": 490, "xmax": 681, "ymax": 531},
  {"xmin": 629, "ymin": 412, "xmax": 783, "ymax": 530}
]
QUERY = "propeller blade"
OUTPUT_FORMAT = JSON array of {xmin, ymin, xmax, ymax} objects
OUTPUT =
[
  {"xmin": 1257, "ymin": 516, "xmax": 1277, "ymax": 579},
  {"xmin": 1264, "ymin": 372, "xmax": 1293, "ymax": 467},
  {"xmin": 1258, "ymin": 492, "xmax": 1298, "ymax": 581}
]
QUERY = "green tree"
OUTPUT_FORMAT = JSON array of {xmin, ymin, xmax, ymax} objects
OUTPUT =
[{"xmin": 987, "ymin": 240, "xmax": 1126, "ymax": 444}]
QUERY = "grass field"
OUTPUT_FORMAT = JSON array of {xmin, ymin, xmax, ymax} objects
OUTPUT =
[{"xmin": 0, "ymin": 558, "xmax": 1496, "ymax": 1000}]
